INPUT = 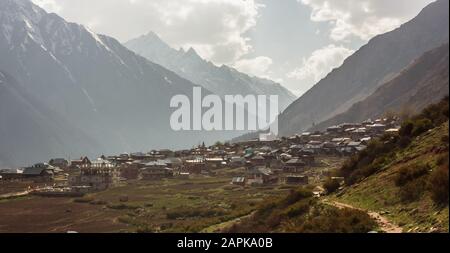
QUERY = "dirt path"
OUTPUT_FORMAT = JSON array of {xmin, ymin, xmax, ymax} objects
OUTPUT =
[
  {"xmin": 323, "ymin": 200, "xmax": 403, "ymax": 233},
  {"xmin": 201, "ymin": 212, "xmax": 255, "ymax": 233},
  {"xmin": 0, "ymin": 190, "xmax": 30, "ymax": 200}
]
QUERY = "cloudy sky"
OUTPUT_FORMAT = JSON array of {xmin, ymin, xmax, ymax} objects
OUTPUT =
[{"xmin": 32, "ymin": 0, "xmax": 434, "ymax": 96}]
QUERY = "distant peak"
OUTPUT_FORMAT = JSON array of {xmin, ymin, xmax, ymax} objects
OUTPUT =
[
  {"xmin": 186, "ymin": 47, "xmax": 198, "ymax": 55},
  {"xmin": 185, "ymin": 47, "xmax": 203, "ymax": 61},
  {"xmin": 145, "ymin": 31, "xmax": 160, "ymax": 39},
  {"xmin": 136, "ymin": 31, "xmax": 171, "ymax": 48}
]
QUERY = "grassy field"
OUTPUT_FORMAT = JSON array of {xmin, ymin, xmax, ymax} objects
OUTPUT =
[
  {"xmin": 88, "ymin": 175, "xmax": 297, "ymax": 233},
  {"xmin": 0, "ymin": 173, "xmax": 296, "ymax": 233},
  {"xmin": 0, "ymin": 155, "xmax": 347, "ymax": 233}
]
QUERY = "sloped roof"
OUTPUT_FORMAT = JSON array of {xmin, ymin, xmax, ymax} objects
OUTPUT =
[
  {"xmin": 23, "ymin": 167, "xmax": 52, "ymax": 176},
  {"xmin": 285, "ymin": 158, "xmax": 306, "ymax": 165}
]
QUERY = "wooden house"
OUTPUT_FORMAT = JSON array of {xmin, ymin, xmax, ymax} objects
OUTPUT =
[
  {"xmin": 49, "ymin": 158, "xmax": 69, "ymax": 169},
  {"xmin": 280, "ymin": 175, "xmax": 309, "ymax": 185},
  {"xmin": 283, "ymin": 158, "xmax": 306, "ymax": 173},
  {"xmin": 69, "ymin": 167, "xmax": 120, "ymax": 191},
  {"xmin": 70, "ymin": 157, "xmax": 91, "ymax": 169}
]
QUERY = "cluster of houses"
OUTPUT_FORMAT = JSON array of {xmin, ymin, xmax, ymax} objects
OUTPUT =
[{"xmin": 0, "ymin": 117, "xmax": 400, "ymax": 193}]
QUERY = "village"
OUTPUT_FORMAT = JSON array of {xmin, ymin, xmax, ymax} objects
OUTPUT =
[{"xmin": 0, "ymin": 117, "xmax": 400, "ymax": 199}]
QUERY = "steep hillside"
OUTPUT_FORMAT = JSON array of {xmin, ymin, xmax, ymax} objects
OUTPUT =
[
  {"xmin": 330, "ymin": 99, "xmax": 449, "ymax": 233},
  {"xmin": 311, "ymin": 43, "xmax": 449, "ymax": 131},
  {"xmin": 0, "ymin": 71, "xmax": 100, "ymax": 166},
  {"xmin": 125, "ymin": 32, "xmax": 296, "ymax": 111},
  {"xmin": 230, "ymin": 99, "xmax": 449, "ymax": 233},
  {"xmin": 225, "ymin": 188, "xmax": 377, "ymax": 233},
  {"xmin": 279, "ymin": 0, "xmax": 449, "ymax": 136}
]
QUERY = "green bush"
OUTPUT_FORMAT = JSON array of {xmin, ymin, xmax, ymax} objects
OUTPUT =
[
  {"xmin": 441, "ymin": 135, "xmax": 449, "ymax": 145},
  {"xmin": 397, "ymin": 136, "xmax": 412, "ymax": 148},
  {"xmin": 166, "ymin": 208, "xmax": 226, "ymax": 219},
  {"xmin": 281, "ymin": 189, "xmax": 313, "ymax": 207},
  {"xmin": 436, "ymin": 154, "xmax": 449, "ymax": 166},
  {"xmin": 400, "ymin": 121, "xmax": 414, "ymax": 137},
  {"xmin": 395, "ymin": 163, "xmax": 430, "ymax": 187},
  {"xmin": 255, "ymin": 201, "xmax": 278, "ymax": 218},
  {"xmin": 297, "ymin": 207, "xmax": 377, "ymax": 233},
  {"xmin": 323, "ymin": 178, "xmax": 341, "ymax": 194},
  {"xmin": 340, "ymin": 139, "xmax": 398, "ymax": 185},
  {"xmin": 285, "ymin": 200, "xmax": 311, "ymax": 218},
  {"xmin": 399, "ymin": 179, "xmax": 427, "ymax": 203},
  {"xmin": 411, "ymin": 119, "xmax": 433, "ymax": 136},
  {"xmin": 428, "ymin": 165, "xmax": 449, "ymax": 206},
  {"xmin": 136, "ymin": 225, "xmax": 155, "ymax": 233}
]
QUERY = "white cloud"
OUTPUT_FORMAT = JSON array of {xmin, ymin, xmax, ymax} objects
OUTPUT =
[
  {"xmin": 288, "ymin": 44, "xmax": 354, "ymax": 91},
  {"xmin": 234, "ymin": 56, "xmax": 273, "ymax": 78},
  {"xmin": 32, "ymin": 0, "xmax": 262, "ymax": 64},
  {"xmin": 300, "ymin": 0, "xmax": 435, "ymax": 41}
]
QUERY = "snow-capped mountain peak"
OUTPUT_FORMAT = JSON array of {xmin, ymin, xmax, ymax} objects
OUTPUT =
[
  {"xmin": 125, "ymin": 31, "xmax": 296, "ymax": 111},
  {"xmin": 1, "ymin": 0, "xmax": 243, "ymax": 166}
]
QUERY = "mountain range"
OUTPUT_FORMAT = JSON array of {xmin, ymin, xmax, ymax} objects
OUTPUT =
[
  {"xmin": 125, "ymin": 32, "xmax": 296, "ymax": 111},
  {"xmin": 0, "ymin": 0, "xmax": 248, "ymax": 166},
  {"xmin": 1, "ymin": 0, "xmax": 449, "ymax": 166},
  {"xmin": 279, "ymin": 0, "xmax": 449, "ymax": 136},
  {"xmin": 310, "ymin": 43, "xmax": 449, "ymax": 131}
]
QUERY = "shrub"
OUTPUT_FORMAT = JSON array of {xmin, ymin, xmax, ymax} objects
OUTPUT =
[
  {"xmin": 411, "ymin": 119, "xmax": 433, "ymax": 136},
  {"xmin": 400, "ymin": 120, "xmax": 414, "ymax": 137},
  {"xmin": 281, "ymin": 189, "xmax": 313, "ymax": 207},
  {"xmin": 255, "ymin": 201, "xmax": 278, "ymax": 218},
  {"xmin": 136, "ymin": 225, "xmax": 155, "ymax": 233},
  {"xmin": 399, "ymin": 179, "xmax": 427, "ymax": 203},
  {"xmin": 297, "ymin": 207, "xmax": 376, "ymax": 233},
  {"xmin": 436, "ymin": 154, "xmax": 449, "ymax": 167},
  {"xmin": 285, "ymin": 200, "xmax": 311, "ymax": 218},
  {"xmin": 395, "ymin": 163, "xmax": 430, "ymax": 187},
  {"xmin": 441, "ymin": 135, "xmax": 449, "ymax": 145},
  {"xmin": 266, "ymin": 211, "xmax": 285, "ymax": 228},
  {"xmin": 323, "ymin": 178, "xmax": 341, "ymax": 194},
  {"xmin": 397, "ymin": 136, "xmax": 412, "ymax": 148},
  {"xmin": 166, "ymin": 208, "xmax": 226, "ymax": 219},
  {"xmin": 428, "ymin": 165, "xmax": 449, "ymax": 206}
]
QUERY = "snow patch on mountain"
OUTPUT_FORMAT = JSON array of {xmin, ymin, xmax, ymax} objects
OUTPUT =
[{"xmin": 81, "ymin": 88, "xmax": 98, "ymax": 112}]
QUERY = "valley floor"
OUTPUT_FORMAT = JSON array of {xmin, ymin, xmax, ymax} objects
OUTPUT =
[{"xmin": 0, "ymin": 175, "xmax": 294, "ymax": 233}]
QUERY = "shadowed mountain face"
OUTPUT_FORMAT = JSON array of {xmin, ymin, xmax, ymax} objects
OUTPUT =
[
  {"xmin": 310, "ymin": 43, "xmax": 449, "ymax": 132},
  {"xmin": 125, "ymin": 32, "xmax": 296, "ymax": 111},
  {"xmin": 0, "ymin": 0, "xmax": 244, "ymax": 166},
  {"xmin": 279, "ymin": 0, "xmax": 449, "ymax": 136},
  {"xmin": 0, "ymin": 71, "xmax": 100, "ymax": 167}
]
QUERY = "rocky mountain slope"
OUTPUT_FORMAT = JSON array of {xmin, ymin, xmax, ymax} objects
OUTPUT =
[
  {"xmin": 0, "ymin": 0, "xmax": 241, "ymax": 166},
  {"xmin": 0, "ymin": 70, "xmax": 100, "ymax": 166},
  {"xmin": 311, "ymin": 43, "xmax": 449, "ymax": 131},
  {"xmin": 279, "ymin": 0, "xmax": 449, "ymax": 136}
]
